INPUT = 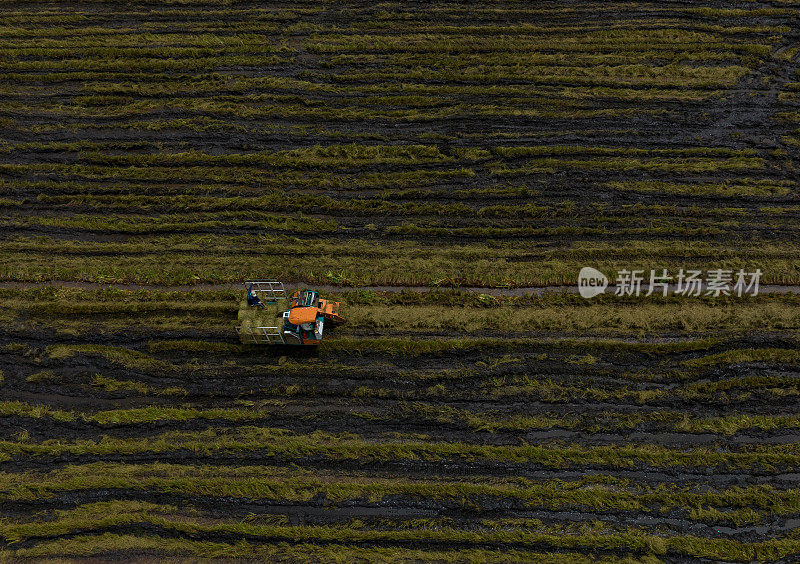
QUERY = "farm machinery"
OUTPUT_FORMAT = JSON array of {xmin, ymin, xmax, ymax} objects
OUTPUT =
[{"xmin": 236, "ymin": 281, "xmax": 345, "ymax": 346}]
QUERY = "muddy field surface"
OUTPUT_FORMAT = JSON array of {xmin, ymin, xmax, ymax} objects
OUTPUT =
[
  {"xmin": 2, "ymin": 0, "xmax": 800, "ymax": 561},
  {"xmin": 0, "ymin": 0, "xmax": 799, "ymax": 287},
  {"xmin": 1, "ymin": 284, "xmax": 800, "ymax": 561}
]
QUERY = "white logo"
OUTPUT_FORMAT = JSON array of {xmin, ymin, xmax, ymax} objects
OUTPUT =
[
  {"xmin": 576, "ymin": 267, "xmax": 761, "ymax": 298},
  {"xmin": 578, "ymin": 267, "xmax": 608, "ymax": 298}
]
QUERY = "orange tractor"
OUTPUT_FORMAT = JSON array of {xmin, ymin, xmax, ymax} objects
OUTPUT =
[{"xmin": 237, "ymin": 281, "xmax": 345, "ymax": 346}]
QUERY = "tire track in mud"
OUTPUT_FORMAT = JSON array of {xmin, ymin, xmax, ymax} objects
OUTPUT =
[
  {"xmin": 4, "ymin": 329, "xmax": 799, "ymax": 431},
  {"xmin": 6, "ymin": 452, "xmax": 800, "ymax": 490},
  {"xmin": 0, "ymin": 521, "xmax": 725, "ymax": 561},
  {"xmin": 5, "ymin": 394, "xmax": 800, "ymax": 442},
  {"xmin": 2, "ymin": 489, "xmax": 798, "ymax": 542}
]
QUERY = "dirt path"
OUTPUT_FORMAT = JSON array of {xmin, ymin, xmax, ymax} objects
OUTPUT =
[{"xmin": 0, "ymin": 280, "xmax": 796, "ymax": 296}]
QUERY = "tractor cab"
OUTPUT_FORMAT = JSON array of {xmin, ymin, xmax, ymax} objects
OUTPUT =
[
  {"xmin": 292, "ymin": 289, "xmax": 319, "ymax": 309},
  {"xmin": 283, "ymin": 309, "xmax": 324, "ymax": 344}
]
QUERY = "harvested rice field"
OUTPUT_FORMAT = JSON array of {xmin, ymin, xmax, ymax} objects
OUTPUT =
[{"xmin": 2, "ymin": 0, "xmax": 800, "ymax": 562}]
